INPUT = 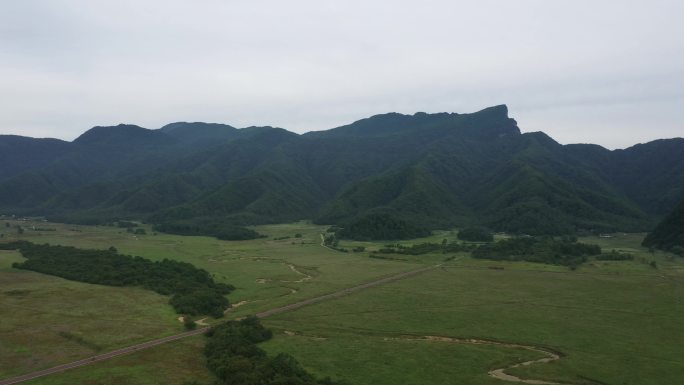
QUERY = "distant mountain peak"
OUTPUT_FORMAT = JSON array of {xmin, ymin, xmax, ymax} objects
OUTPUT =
[
  {"xmin": 158, "ymin": 122, "xmax": 239, "ymax": 144},
  {"xmin": 477, "ymin": 104, "xmax": 508, "ymax": 115},
  {"xmin": 304, "ymin": 105, "xmax": 518, "ymax": 139},
  {"xmin": 160, "ymin": 122, "xmax": 236, "ymax": 132},
  {"xmin": 74, "ymin": 124, "xmax": 174, "ymax": 146}
]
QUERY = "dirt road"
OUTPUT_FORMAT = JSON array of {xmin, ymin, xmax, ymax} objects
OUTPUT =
[
  {"xmin": 0, "ymin": 327, "xmax": 209, "ymax": 385},
  {"xmin": 256, "ymin": 264, "xmax": 438, "ymax": 318},
  {"xmin": 0, "ymin": 264, "xmax": 439, "ymax": 385}
]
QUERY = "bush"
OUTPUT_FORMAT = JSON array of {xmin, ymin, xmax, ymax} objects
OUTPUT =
[
  {"xmin": 170, "ymin": 289, "xmax": 229, "ymax": 318},
  {"xmin": 201, "ymin": 317, "xmax": 345, "ymax": 385},
  {"xmin": 183, "ymin": 316, "xmax": 196, "ymax": 330}
]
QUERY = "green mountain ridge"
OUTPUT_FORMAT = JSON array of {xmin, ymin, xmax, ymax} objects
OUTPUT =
[
  {"xmin": 0, "ymin": 105, "xmax": 682, "ymax": 238},
  {"xmin": 643, "ymin": 198, "xmax": 684, "ymax": 251}
]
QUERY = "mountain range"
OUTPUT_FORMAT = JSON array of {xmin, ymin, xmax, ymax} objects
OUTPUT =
[{"xmin": 1, "ymin": 105, "xmax": 683, "ymax": 239}]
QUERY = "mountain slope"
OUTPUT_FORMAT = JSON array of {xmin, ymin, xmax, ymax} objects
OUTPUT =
[
  {"xmin": 642, "ymin": 199, "xmax": 684, "ymax": 251},
  {"xmin": 0, "ymin": 136, "xmax": 72, "ymax": 181},
  {"xmin": 0, "ymin": 105, "xmax": 682, "ymax": 238}
]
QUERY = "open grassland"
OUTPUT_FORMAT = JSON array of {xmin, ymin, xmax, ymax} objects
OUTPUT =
[
  {"xmin": 15, "ymin": 336, "xmax": 212, "ymax": 385},
  {"xmin": 0, "ymin": 219, "xmax": 423, "ymax": 384},
  {"xmin": 1, "ymin": 220, "xmax": 683, "ymax": 385},
  {"xmin": 0, "ymin": 250, "xmax": 183, "ymax": 380},
  {"xmin": 1, "ymin": 220, "xmax": 421, "ymax": 319},
  {"xmin": 263, "ymin": 331, "xmax": 542, "ymax": 385},
  {"xmin": 263, "ymin": 235, "xmax": 684, "ymax": 385}
]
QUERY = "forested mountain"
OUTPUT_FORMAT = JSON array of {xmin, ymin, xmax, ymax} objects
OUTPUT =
[
  {"xmin": 0, "ymin": 135, "xmax": 71, "ymax": 180},
  {"xmin": 643, "ymin": 198, "xmax": 684, "ymax": 252},
  {"xmin": 1, "ymin": 105, "xmax": 682, "ymax": 238}
]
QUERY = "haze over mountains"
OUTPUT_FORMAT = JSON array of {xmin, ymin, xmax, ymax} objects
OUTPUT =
[{"xmin": 1, "ymin": 105, "xmax": 683, "ymax": 238}]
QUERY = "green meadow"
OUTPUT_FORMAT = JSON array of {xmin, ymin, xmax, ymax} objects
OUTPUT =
[
  {"xmin": 0, "ymin": 220, "xmax": 682, "ymax": 385},
  {"xmin": 0, "ymin": 249, "xmax": 182, "ymax": 380}
]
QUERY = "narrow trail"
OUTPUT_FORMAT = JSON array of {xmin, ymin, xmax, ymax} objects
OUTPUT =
[
  {"xmin": 0, "ymin": 264, "xmax": 439, "ymax": 385},
  {"xmin": 254, "ymin": 263, "xmax": 313, "ymax": 284},
  {"xmin": 319, "ymin": 233, "xmax": 336, "ymax": 251},
  {"xmin": 227, "ymin": 300, "xmax": 249, "ymax": 310},
  {"xmin": 386, "ymin": 335, "xmax": 566, "ymax": 384},
  {"xmin": 176, "ymin": 316, "xmax": 209, "ymax": 326},
  {"xmin": 282, "ymin": 264, "xmax": 313, "ymax": 283},
  {"xmin": 194, "ymin": 318, "xmax": 209, "ymax": 326}
]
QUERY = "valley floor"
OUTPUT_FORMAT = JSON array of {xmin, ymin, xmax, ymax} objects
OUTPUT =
[{"xmin": 0, "ymin": 221, "xmax": 682, "ymax": 385}]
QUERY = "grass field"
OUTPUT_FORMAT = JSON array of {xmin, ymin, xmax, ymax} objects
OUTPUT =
[
  {"xmin": 1, "ymin": 220, "xmax": 682, "ymax": 385},
  {"xmin": 264, "ymin": 262, "xmax": 684, "ymax": 385},
  {"xmin": 1, "ymin": 220, "xmax": 420, "ymax": 318},
  {"xmin": 0, "ymin": 249, "xmax": 183, "ymax": 379}
]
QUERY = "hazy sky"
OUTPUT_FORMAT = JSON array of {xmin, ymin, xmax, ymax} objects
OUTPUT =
[{"xmin": 1, "ymin": 1, "xmax": 682, "ymax": 149}]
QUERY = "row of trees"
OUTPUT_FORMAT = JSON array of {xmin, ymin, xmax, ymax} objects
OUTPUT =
[
  {"xmin": 1, "ymin": 241, "xmax": 234, "ymax": 317},
  {"xmin": 154, "ymin": 220, "xmax": 264, "ymax": 241},
  {"xmin": 595, "ymin": 250, "xmax": 634, "ymax": 261},
  {"xmin": 377, "ymin": 240, "xmax": 476, "ymax": 255}
]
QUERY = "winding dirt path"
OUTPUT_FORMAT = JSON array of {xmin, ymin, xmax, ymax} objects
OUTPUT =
[
  {"xmin": 194, "ymin": 318, "xmax": 209, "ymax": 326},
  {"xmin": 282, "ymin": 264, "xmax": 313, "ymax": 283},
  {"xmin": 319, "ymin": 233, "xmax": 336, "ymax": 251},
  {"xmin": 254, "ymin": 263, "xmax": 313, "ymax": 284},
  {"xmin": 387, "ymin": 335, "xmax": 566, "ymax": 384}
]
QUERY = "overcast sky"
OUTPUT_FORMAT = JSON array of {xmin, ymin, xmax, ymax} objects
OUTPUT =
[{"xmin": 1, "ymin": 1, "xmax": 682, "ymax": 149}]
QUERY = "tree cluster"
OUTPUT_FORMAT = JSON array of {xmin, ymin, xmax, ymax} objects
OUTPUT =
[
  {"xmin": 201, "ymin": 317, "xmax": 345, "ymax": 385},
  {"xmin": 457, "ymin": 226, "xmax": 494, "ymax": 242},
  {"xmin": 378, "ymin": 241, "xmax": 474, "ymax": 255},
  {"xmin": 1, "ymin": 241, "xmax": 234, "ymax": 316},
  {"xmin": 471, "ymin": 236, "xmax": 601, "ymax": 268},
  {"xmin": 154, "ymin": 220, "xmax": 264, "ymax": 241},
  {"xmin": 338, "ymin": 213, "xmax": 430, "ymax": 241}
]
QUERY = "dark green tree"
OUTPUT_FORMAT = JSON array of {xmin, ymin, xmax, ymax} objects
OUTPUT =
[
  {"xmin": 457, "ymin": 227, "xmax": 493, "ymax": 242},
  {"xmin": 183, "ymin": 316, "xmax": 196, "ymax": 330}
]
